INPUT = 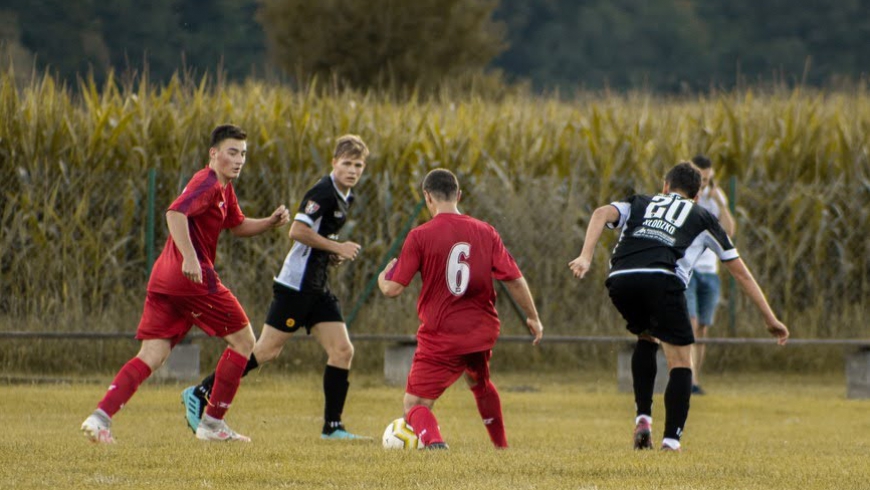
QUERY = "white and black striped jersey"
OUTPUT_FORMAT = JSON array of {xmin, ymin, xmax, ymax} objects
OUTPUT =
[
  {"xmin": 274, "ymin": 175, "xmax": 353, "ymax": 292},
  {"xmin": 606, "ymin": 193, "xmax": 738, "ymax": 286}
]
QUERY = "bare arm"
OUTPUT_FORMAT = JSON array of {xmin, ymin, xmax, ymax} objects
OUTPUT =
[
  {"xmin": 568, "ymin": 205, "xmax": 620, "ymax": 279},
  {"xmin": 166, "ymin": 210, "xmax": 202, "ymax": 284},
  {"xmin": 502, "ymin": 276, "xmax": 543, "ymax": 345},
  {"xmin": 711, "ymin": 187, "xmax": 736, "ymax": 236},
  {"xmin": 290, "ymin": 220, "xmax": 361, "ymax": 261},
  {"xmin": 378, "ymin": 258, "xmax": 405, "ymax": 297},
  {"xmin": 723, "ymin": 258, "xmax": 789, "ymax": 345},
  {"xmin": 230, "ymin": 205, "xmax": 290, "ymax": 237}
]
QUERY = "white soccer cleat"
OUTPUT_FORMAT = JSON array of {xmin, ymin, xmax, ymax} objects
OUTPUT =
[
  {"xmin": 195, "ymin": 418, "xmax": 251, "ymax": 442},
  {"xmin": 81, "ymin": 412, "xmax": 115, "ymax": 444}
]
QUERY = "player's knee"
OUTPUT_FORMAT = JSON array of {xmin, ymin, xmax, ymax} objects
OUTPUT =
[{"xmin": 328, "ymin": 341, "xmax": 354, "ymax": 365}]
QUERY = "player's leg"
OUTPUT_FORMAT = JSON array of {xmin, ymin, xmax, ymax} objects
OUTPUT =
[
  {"xmin": 196, "ymin": 324, "xmax": 255, "ymax": 442},
  {"xmin": 464, "ymin": 351, "xmax": 508, "ymax": 448},
  {"xmin": 312, "ymin": 321, "xmax": 364, "ymax": 439},
  {"xmin": 653, "ymin": 277, "xmax": 695, "ymax": 452},
  {"xmin": 82, "ymin": 292, "xmax": 184, "ymax": 443},
  {"xmin": 82, "ymin": 338, "xmax": 171, "ymax": 443},
  {"xmin": 183, "ymin": 285, "xmax": 303, "ymax": 432},
  {"xmin": 606, "ymin": 275, "xmax": 658, "ymax": 449},
  {"xmin": 659, "ymin": 342, "xmax": 692, "ymax": 451},
  {"xmin": 403, "ymin": 393, "xmax": 447, "ymax": 449},
  {"xmin": 632, "ymin": 334, "xmax": 659, "ymax": 450}
]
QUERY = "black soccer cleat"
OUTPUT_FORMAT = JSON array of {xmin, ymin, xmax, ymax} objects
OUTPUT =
[
  {"xmin": 426, "ymin": 442, "xmax": 449, "ymax": 450},
  {"xmin": 633, "ymin": 419, "xmax": 653, "ymax": 450}
]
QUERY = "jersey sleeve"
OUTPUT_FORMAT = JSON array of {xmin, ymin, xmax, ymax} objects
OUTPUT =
[
  {"xmin": 607, "ymin": 197, "xmax": 633, "ymax": 229},
  {"xmin": 386, "ymin": 230, "xmax": 421, "ymax": 286},
  {"xmin": 168, "ymin": 171, "xmax": 218, "ymax": 217},
  {"xmin": 702, "ymin": 212, "xmax": 739, "ymax": 262},
  {"xmin": 491, "ymin": 228, "xmax": 522, "ymax": 281},
  {"xmin": 222, "ymin": 184, "xmax": 245, "ymax": 229},
  {"xmin": 294, "ymin": 183, "xmax": 333, "ymax": 227}
]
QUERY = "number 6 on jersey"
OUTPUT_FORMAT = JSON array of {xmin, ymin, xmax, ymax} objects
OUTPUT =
[{"xmin": 446, "ymin": 243, "xmax": 471, "ymax": 296}]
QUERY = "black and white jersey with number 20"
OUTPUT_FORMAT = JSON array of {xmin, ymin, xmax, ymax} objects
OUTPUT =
[{"xmin": 607, "ymin": 193, "xmax": 738, "ymax": 286}]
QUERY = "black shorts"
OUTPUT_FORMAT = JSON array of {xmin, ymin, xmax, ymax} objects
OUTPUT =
[
  {"xmin": 264, "ymin": 282, "xmax": 344, "ymax": 334},
  {"xmin": 605, "ymin": 273, "xmax": 694, "ymax": 346}
]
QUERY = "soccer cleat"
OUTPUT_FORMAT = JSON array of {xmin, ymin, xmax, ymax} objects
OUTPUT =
[
  {"xmin": 181, "ymin": 386, "xmax": 206, "ymax": 434},
  {"xmin": 81, "ymin": 412, "xmax": 115, "ymax": 444},
  {"xmin": 195, "ymin": 418, "xmax": 251, "ymax": 442},
  {"xmin": 633, "ymin": 419, "xmax": 653, "ymax": 450},
  {"xmin": 425, "ymin": 442, "xmax": 449, "ymax": 450},
  {"xmin": 660, "ymin": 444, "xmax": 682, "ymax": 452},
  {"xmin": 321, "ymin": 428, "xmax": 372, "ymax": 440},
  {"xmin": 691, "ymin": 384, "xmax": 706, "ymax": 395}
]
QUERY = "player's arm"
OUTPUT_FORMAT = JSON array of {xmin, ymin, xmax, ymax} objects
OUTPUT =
[
  {"xmin": 230, "ymin": 205, "xmax": 290, "ymax": 237},
  {"xmin": 289, "ymin": 220, "xmax": 361, "ymax": 261},
  {"xmin": 166, "ymin": 210, "xmax": 202, "ymax": 284},
  {"xmin": 722, "ymin": 258, "xmax": 789, "ymax": 345},
  {"xmin": 569, "ymin": 204, "xmax": 621, "ymax": 279},
  {"xmin": 501, "ymin": 276, "xmax": 543, "ymax": 345},
  {"xmin": 378, "ymin": 258, "xmax": 405, "ymax": 297}
]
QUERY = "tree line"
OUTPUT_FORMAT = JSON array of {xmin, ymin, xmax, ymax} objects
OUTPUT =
[{"xmin": 1, "ymin": 0, "xmax": 869, "ymax": 92}]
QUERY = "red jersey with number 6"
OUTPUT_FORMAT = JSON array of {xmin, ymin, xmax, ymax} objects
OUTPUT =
[
  {"xmin": 387, "ymin": 213, "xmax": 522, "ymax": 356},
  {"xmin": 147, "ymin": 167, "xmax": 245, "ymax": 296}
]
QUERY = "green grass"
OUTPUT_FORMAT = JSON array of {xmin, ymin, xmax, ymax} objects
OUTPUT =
[{"xmin": 1, "ymin": 371, "xmax": 867, "ymax": 489}]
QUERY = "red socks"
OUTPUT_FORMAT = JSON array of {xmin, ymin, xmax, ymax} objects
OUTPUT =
[
  {"xmin": 205, "ymin": 348, "xmax": 248, "ymax": 420},
  {"xmin": 406, "ymin": 405, "xmax": 444, "ymax": 446},
  {"xmin": 471, "ymin": 379, "xmax": 508, "ymax": 448},
  {"xmin": 97, "ymin": 357, "xmax": 152, "ymax": 417}
]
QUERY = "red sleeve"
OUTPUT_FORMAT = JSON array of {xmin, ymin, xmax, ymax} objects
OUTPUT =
[
  {"xmin": 491, "ymin": 228, "xmax": 521, "ymax": 281},
  {"xmin": 223, "ymin": 183, "xmax": 245, "ymax": 229},
  {"xmin": 386, "ymin": 230, "xmax": 421, "ymax": 286},
  {"xmin": 169, "ymin": 171, "xmax": 217, "ymax": 217}
]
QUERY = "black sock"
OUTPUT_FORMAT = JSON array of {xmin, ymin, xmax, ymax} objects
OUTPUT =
[
  {"xmin": 664, "ymin": 367, "xmax": 693, "ymax": 441},
  {"xmin": 322, "ymin": 365, "xmax": 350, "ymax": 433},
  {"xmin": 196, "ymin": 353, "xmax": 259, "ymax": 399},
  {"xmin": 632, "ymin": 340, "xmax": 659, "ymax": 418}
]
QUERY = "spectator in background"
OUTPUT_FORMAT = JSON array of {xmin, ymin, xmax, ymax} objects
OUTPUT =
[{"xmin": 686, "ymin": 155, "xmax": 735, "ymax": 395}]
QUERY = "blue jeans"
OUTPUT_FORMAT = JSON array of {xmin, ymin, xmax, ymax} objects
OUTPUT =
[{"xmin": 685, "ymin": 272, "xmax": 721, "ymax": 326}]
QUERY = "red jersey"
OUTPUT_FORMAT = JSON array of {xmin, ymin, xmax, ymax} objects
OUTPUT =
[
  {"xmin": 147, "ymin": 167, "xmax": 245, "ymax": 296},
  {"xmin": 387, "ymin": 213, "xmax": 522, "ymax": 356}
]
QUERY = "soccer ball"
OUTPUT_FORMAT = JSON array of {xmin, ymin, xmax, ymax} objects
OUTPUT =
[{"xmin": 382, "ymin": 418, "xmax": 423, "ymax": 449}]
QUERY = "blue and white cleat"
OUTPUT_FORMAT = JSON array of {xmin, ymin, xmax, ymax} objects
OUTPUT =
[
  {"xmin": 321, "ymin": 428, "xmax": 372, "ymax": 440},
  {"xmin": 181, "ymin": 386, "xmax": 205, "ymax": 434}
]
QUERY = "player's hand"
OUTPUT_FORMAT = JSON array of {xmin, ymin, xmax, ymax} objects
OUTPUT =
[
  {"xmin": 269, "ymin": 205, "xmax": 291, "ymax": 227},
  {"xmin": 766, "ymin": 318, "xmax": 789, "ymax": 345},
  {"xmin": 568, "ymin": 255, "xmax": 591, "ymax": 279},
  {"xmin": 336, "ymin": 241, "xmax": 362, "ymax": 261},
  {"xmin": 526, "ymin": 318, "xmax": 543, "ymax": 346},
  {"xmin": 182, "ymin": 256, "xmax": 202, "ymax": 284},
  {"xmin": 329, "ymin": 254, "xmax": 347, "ymax": 267}
]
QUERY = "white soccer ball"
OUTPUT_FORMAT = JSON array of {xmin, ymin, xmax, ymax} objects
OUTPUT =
[{"xmin": 382, "ymin": 418, "xmax": 423, "ymax": 449}]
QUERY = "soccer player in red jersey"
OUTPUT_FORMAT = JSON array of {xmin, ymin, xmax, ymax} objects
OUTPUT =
[
  {"xmin": 80, "ymin": 124, "xmax": 290, "ymax": 443},
  {"xmin": 378, "ymin": 168, "xmax": 544, "ymax": 449}
]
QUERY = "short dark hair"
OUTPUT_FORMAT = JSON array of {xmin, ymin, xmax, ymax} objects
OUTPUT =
[
  {"xmin": 691, "ymin": 154, "xmax": 712, "ymax": 169},
  {"xmin": 210, "ymin": 124, "xmax": 247, "ymax": 148},
  {"xmin": 422, "ymin": 168, "xmax": 459, "ymax": 201},
  {"xmin": 665, "ymin": 162, "xmax": 702, "ymax": 199}
]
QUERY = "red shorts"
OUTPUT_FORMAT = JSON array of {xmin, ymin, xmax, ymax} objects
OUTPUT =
[
  {"xmin": 136, "ymin": 291, "xmax": 250, "ymax": 346},
  {"xmin": 406, "ymin": 350, "xmax": 492, "ymax": 400}
]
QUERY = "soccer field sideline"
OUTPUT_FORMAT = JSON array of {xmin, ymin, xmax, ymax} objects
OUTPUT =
[{"xmin": 1, "ymin": 371, "xmax": 867, "ymax": 490}]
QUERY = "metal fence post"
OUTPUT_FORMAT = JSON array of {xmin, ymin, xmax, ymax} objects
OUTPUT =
[{"xmin": 147, "ymin": 168, "xmax": 156, "ymax": 275}]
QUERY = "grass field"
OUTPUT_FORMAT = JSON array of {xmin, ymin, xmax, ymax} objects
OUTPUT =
[{"xmin": 1, "ymin": 370, "xmax": 867, "ymax": 490}]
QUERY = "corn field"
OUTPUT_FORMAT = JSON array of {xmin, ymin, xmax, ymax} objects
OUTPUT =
[{"xmin": 1, "ymin": 69, "xmax": 869, "ymax": 371}]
